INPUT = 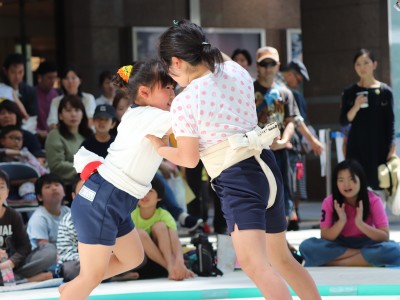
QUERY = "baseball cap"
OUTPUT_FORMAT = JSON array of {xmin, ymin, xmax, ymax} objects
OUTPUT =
[
  {"xmin": 256, "ymin": 46, "xmax": 280, "ymax": 63},
  {"xmin": 280, "ymin": 59, "xmax": 310, "ymax": 81},
  {"xmin": 93, "ymin": 104, "xmax": 116, "ymax": 119}
]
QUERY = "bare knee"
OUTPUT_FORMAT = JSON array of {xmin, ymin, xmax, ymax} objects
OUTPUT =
[
  {"xmin": 269, "ymin": 248, "xmax": 295, "ymax": 268},
  {"xmin": 78, "ymin": 271, "xmax": 105, "ymax": 288},
  {"xmin": 131, "ymin": 250, "xmax": 145, "ymax": 269},
  {"xmin": 237, "ymin": 253, "xmax": 264, "ymax": 277},
  {"xmin": 137, "ymin": 228, "xmax": 149, "ymax": 240},
  {"xmin": 151, "ymin": 222, "xmax": 168, "ymax": 235}
]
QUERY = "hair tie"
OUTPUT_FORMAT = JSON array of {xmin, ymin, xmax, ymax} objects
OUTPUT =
[
  {"xmin": 117, "ymin": 65, "xmax": 133, "ymax": 83},
  {"xmin": 202, "ymin": 42, "xmax": 210, "ymax": 46},
  {"xmin": 173, "ymin": 20, "xmax": 179, "ymax": 26}
]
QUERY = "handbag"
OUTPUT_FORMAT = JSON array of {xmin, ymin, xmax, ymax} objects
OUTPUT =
[
  {"xmin": 389, "ymin": 170, "xmax": 400, "ymax": 216},
  {"xmin": 378, "ymin": 156, "xmax": 400, "ymax": 215},
  {"xmin": 166, "ymin": 172, "xmax": 196, "ymax": 212}
]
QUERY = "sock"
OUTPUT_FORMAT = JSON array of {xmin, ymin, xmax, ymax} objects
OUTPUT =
[{"xmin": 178, "ymin": 212, "xmax": 189, "ymax": 225}]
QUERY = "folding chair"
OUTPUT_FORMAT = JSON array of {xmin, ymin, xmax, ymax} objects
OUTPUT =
[{"xmin": 0, "ymin": 162, "xmax": 40, "ymax": 211}]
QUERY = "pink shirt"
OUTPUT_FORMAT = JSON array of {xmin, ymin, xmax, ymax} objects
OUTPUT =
[
  {"xmin": 320, "ymin": 191, "xmax": 388, "ymax": 237},
  {"xmin": 171, "ymin": 60, "xmax": 257, "ymax": 151}
]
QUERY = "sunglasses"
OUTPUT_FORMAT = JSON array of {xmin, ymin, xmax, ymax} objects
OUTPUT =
[{"xmin": 257, "ymin": 61, "xmax": 277, "ymax": 68}]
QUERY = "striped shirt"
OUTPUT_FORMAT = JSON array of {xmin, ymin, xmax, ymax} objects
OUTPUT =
[{"xmin": 56, "ymin": 212, "xmax": 79, "ymax": 262}]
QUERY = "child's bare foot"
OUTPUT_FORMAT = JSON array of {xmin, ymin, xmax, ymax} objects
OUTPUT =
[
  {"xmin": 27, "ymin": 271, "xmax": 53, "ymax": 283},
  {"xmin": 168, "ymin": 264, "xmax": 194, "ymax": 281}
]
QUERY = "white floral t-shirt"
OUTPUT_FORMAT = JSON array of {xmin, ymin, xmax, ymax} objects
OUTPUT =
[{"xmin": 171, "ymin": 60, "xmax": 257, "ymax": 151}]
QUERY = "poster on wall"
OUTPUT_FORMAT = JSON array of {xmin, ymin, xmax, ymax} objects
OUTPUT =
[
  {"xmin": 132, "ymin": 27, "xmax": 266, "ymax": 79},
  {"xmin": 286, "ymin": 28, "xmax": 302, "ymax": 62}
]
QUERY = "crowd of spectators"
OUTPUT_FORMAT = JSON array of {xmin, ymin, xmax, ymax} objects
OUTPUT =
[{"xmin": 0, "ymin": 45, "xmax": 399, "ymax": 286}]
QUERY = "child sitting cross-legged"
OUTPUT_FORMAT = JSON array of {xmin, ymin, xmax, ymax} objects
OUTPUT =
[
  {"xmin": 0, "ymin": 170, "xmax": 54, "ymax": 284},
  {"xmin": 131, "ymin": 176, "xmax": 194, "ymax": 281},
  {"xmin": 300, "ymin": 159, "xmax": 400, "ymax": 267}
]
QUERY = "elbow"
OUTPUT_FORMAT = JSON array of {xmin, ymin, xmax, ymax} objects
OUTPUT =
[
  {"xmin": 185, "ymin": 158, "xmax": 200, "ymax": 168},
  {"xmin": 321, "ymin": 233, "xmax": 335, "ymax": 241},
  {"xmin": 180, "ymin": 151, "xmax": 200, "ymax": 168},
  {"xmin": 380, "ymin": 233, "xmax": 390, "ymax": 242}
]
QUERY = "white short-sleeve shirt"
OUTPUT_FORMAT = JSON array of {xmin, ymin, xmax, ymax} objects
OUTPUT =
[
  {"xmin": 47, "ymin": 92, "xmax": 97, "ymax": 127},
  {"xmin": 98, "ymin": 106, "xmax": 171, "ymax": 199},
  {"xmin": 0, "ymin": 83, "xmax": 15, "ymax": 101},
  {"xmin": 171, "ymin": 60, "xmax": 257, "ymax": 151}
]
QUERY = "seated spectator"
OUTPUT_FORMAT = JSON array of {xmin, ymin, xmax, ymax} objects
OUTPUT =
[
  {"xmin": 0, "ymin": 125, "xmax": 48, "ymax": 202},
  {"xmin": 47, "ymin": 65, "xmax": 96, "ymax": 130},
  {"xmin": 1, "ymin": 53, "xmax": 34, "ymax": 120},
  {"xmin": 56, "ymin": 176, "xmax": 82, "ymax": 282},
  {"xmin": 45, "ymin": 95, "xmax": 93, "ymax": 201},
  {"xmin": 0, "ymin": 125, "xmax": 48, "ymax": 175},
  {"xmin": 0, "ymin": 170, "xmax": 54, "ymax": 283},
  {"xmin": 81, "ymin": 104, "xmax": 116, "ymax": 158},
  {"xmin": 35, "ymin": 61, "xmax": 59, "ymax": 143},
  {"xmin": 0, "ymin": 82, "xmax": 29, "ymax": 121},
  {"xmin": 300, "ymin": 159, "xmax": 400, "ymax": 267},
  {"xmin": 110, "ymin": 90, "xmax": 131, "ymax": 136},
  {"xmin": 95, "ymin": 71, "xmax": 117, "ymax": 106},
  {"xmin": 131, "ymin": 176, "xmax": 194, "ymax": 280},
  {"xmin": 26, "ymin": 173, "xmax": 69, "ymax": 275},
  {"xmin": 0, "ymin": 100, "xmax": 43, "ymax": 157}
]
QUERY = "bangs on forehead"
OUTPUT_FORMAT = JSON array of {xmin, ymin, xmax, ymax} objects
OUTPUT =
[
  {"xmin": 337, "ymin": 168, "xmax": 357, "ymax": 180},
  {"xmin": 149, "ymin": 63, "xmax": 175, "ymax": 90},
  {"xmin": 62, "ymin": 98, "xmax": 83, "ymax": 110},
  {"xmin": 159, "ymin": 71, "xmax": 175, "ymax": 88}
]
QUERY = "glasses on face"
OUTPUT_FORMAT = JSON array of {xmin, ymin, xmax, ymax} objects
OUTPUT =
[{"xmin": 257, "ymin": 61, "xmax": 277, "ymax": 68}]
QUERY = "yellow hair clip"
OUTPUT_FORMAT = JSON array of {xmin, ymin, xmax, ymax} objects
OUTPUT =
[{"xmin": 117, "ymin": 65, "xmax": 133, "ymax": 83}]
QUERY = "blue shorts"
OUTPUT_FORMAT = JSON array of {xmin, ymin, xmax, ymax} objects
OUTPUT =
[
  {"xmin": 212, "ymin": 149, "xmax": 287, "ymax": 234},
  {"xmin": 71, "ymin": 173, "xmax": 138, "ymax": 246}
]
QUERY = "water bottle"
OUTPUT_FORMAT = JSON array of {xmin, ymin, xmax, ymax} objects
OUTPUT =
[{"xmin": 0, "ymin": 253, "xmax": 16, "ymax": 286}]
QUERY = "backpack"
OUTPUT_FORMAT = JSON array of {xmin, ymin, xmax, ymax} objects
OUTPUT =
[{"xmin": 191, "ymin": 233, "xmax": 223, "ymax": 277}]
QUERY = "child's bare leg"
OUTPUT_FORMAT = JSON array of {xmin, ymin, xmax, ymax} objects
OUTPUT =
[
  {"xmin": 138, "ymin": 228, "xmax": 167, "ymax": 268},
  {"xmin": 326, "ymin": 249, "xmax": 369, "ymax": 266},
  {"xmin": 60, "ymin": 230, "xmax": 144, "ymax": 300},
  {"xmin": 59, "ymin": 243, "xmax": 113, "ymax": 300},
  {"xmin": 231, "ymin": 225, "xmax": 291, "ymax": 300},
  {"xmin": 167, "ymin": 228, "xmax": 194, "ymax": 280},
  {"xmin": 325, "ymin": 248, "xmax": 360, "ymax": 261},
  {"xmin": 152, "ymin": 222, "xmax": 173, "ymax": 269},
  {"xmin": 103, "ymin": 229, "xmax": 145, "ymax": 279},
  {"xmin": 266, "ymin": 231, "xmax": 321, "ymax": 299}
]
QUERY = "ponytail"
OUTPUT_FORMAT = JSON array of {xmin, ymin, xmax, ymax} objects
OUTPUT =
[{"xmin": 159, "ymin": 20, "xmax": 223, "ymax": 73}]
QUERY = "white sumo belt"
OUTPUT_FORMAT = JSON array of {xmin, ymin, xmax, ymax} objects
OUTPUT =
[{"xmin": 200, "ymin": 122, "xmax": 280, "ymax": 209}]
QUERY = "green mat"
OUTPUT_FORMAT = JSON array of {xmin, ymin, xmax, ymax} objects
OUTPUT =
[{"xmin": 36, "ymin": 284, "xmax": 400, "ymax": 299}]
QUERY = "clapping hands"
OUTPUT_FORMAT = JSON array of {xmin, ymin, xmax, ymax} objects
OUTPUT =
[{"xmin": 334, "ymin": 200, "xmax": 347, "ymax": 223}]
